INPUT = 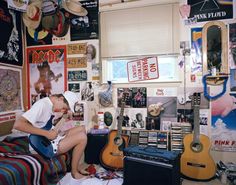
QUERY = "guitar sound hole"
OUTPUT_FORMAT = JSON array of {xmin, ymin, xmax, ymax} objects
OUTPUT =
[
  {"xmin": 191, "ymin": 142, "xmax": 202, "ymax": 152},
  {"xmin": 114, "ymin": 136, "xmax": 122, "ymax": 146}
]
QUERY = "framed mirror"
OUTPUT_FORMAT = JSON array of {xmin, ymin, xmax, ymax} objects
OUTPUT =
[{"xmin": 202, "ymin": 21, "xmax": 228, "ymax": 85}]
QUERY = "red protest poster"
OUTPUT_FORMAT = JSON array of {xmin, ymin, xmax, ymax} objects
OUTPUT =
[
  {"xmin": 127, "ymin": 57, "xmax": 159, "ymax": 82},
  {"xmin": 26, "ymin": 45, "xmax": 67, "ymax": 107}
]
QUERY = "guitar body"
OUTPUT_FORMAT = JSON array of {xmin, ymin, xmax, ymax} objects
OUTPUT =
[
  {"xmin": 181, "ymin": 133, "xmax": 216, "ymax": 180},
  {"xmin": 181, "ymin": 92, "xmax": 216, "ymax": 180},
  {"xmin": 29, "ymin": 116, "xmax": 55, "ymax": 159},
  {"xmin": 100, "ymin": 130, "xmax": 129, "ymax": 170}
]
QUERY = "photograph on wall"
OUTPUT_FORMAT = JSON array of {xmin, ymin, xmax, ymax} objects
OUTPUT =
[
  {"xmin": 131, "ymin": 87, "xmax": 147, "ymax": 108},
  {"xmin": 81, "ymin": 82, "xmax": 94, "ymax": 101},
  {"xmin": 117, "ymin": 88, "xmax": 132, "ymax": 108},
  {"xmin": 70, "ymin": 0, "xmax": 98, "ymax": 41},
  {"xmin": 0, "ymin": 0, "xmax": 23, "ymax": 67},
  {"xmin": 147, "ymin": 97, "xmax": 177, "ymax": 118},
  {"xmin": 68, "ymin": 83, "xmax": 80, "ymax": 93},
  {"xmin": 127, "ymin": 108, "xmax": 147, "ymax": 129},
  {"xmin": 229, "ymin": 23, "xmax": 236, "ymax": 69},
  {"xmin": 191, "ymin": 27, "xmax": 203, "ymax": 74},
  {"xmin": 177, "ymin": 109, "xmax": 193, "ymax": 124},
  {"xmin": 211, "ymin": 93, "xmax": 236, "ymax": 151},
  {"xmin": 0, "ymin": 66, "xmax": 23, "ymax": 114},
  {"xmin": 188, "ymin": 0, "xmax": 233, "ymax": 22},
  {"xmin": 27, "ymin": 45, "xmax": 67, "ymax": 106},
  {"xmin": 146, "ymin": 116, "xmax": 160, "ymax": 130}
]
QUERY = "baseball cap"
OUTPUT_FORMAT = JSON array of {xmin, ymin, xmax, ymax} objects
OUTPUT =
[{"xmin": 63, "ymin": 91, "xmax": 78, "ymax": 113}]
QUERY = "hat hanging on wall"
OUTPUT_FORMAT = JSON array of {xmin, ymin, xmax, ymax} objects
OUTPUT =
[
  {"xmin": 42, "ymin": 0, "xmax": 58, "ymax": 16},
  {"xmin": 42, "ymin": 10, "xmax": 69, "ymax": 37},
  {"xmin": 22, "ymin": 1, "xmax": 42, "ymax": 30},
  {"xmin": 62, "ymin": 0, "xmax": 88, "ymax": 16}
]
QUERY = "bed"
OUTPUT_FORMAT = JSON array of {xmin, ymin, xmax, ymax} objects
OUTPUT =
[{"xmin": 0, "ymin": 136, "xmax": 71, "ymax": 185}]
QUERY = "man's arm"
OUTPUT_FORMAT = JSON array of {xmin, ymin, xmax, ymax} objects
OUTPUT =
[{"xmin": 13, "ymin": 116, "xmax": 57, "ymax": 140}]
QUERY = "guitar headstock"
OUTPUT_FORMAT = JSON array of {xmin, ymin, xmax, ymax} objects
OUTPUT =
[{"xmin": 191, "ymin": 92, "xmax": 201, "ymax": 107}]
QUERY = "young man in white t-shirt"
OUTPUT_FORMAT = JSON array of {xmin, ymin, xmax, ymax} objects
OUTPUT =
[{"xmin": 13, "ymin": 91, "xmax": 87, "ymax": 180}]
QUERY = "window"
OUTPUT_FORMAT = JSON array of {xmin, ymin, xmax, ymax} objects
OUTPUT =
[
  {"xmin": 102, "ymin": 55, "xmax": 180, "ymax": 84},
  {"xmin": 100, "ymin": 3, "xmax": 179, "ymax": 58}
]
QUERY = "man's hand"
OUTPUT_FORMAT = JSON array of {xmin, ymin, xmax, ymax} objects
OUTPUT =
[{"xmin": 47, "ymin": 129, "xmax": 58, "ymax": 140}]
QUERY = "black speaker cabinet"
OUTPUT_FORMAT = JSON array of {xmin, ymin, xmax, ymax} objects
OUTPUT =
[
  {"xmin": 123, "ymin": 147, "xmax": 181, "ymax": 185},
  {"xmin": 84, "ymin": 133, "xmax": 108, "ymax": 164}
]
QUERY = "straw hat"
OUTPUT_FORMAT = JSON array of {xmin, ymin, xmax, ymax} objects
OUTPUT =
[
  {"xmin": 22, "ymin": 1, "xmax": 42, "ymax": 30},
  {"xmin": 42, "ymin": 11, "xmax": 69, "ymax": 37},
  {"xmin": 62, "ymin": 0, "xmax": 88, "ymax": 16}
]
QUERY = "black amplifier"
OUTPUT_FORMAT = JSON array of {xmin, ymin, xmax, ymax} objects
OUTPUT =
[{"xmin": 123, "ymin": 146, "xmax": 181, "ymax": 185}]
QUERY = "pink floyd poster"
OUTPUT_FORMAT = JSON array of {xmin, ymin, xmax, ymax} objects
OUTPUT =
[
  {"xmin": 211, "ymin": 93, "xmax": 236, "ymax": 151},
  {"xmin": 0, "ymin": 0, "xmax": 23, "ymax": 67},
  {"xmin": 27, "ymin": 45, "xmax": 67, "ymax": 107},
  {"xmin": 188, "ymin": 0, "xmax": 233, "ymax": 22},
  {"xmin": 70, "ymin": 0, "xmax": 98, "ymax": 41}
]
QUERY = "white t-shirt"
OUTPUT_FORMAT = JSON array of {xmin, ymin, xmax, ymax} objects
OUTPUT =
[{"xmin": 22, "ymin": 97, "xmax": 53, "ymax": 128}]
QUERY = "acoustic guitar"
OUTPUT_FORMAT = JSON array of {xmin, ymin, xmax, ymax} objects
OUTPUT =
[
  {"xmin": 181, "ymin": 92, "xmax": 216, "ymax": 180},
  {"xmin": 100, "ymin": 93, "xmax": 129, "ymax": 170},
  {"xmin": 29, "ymin": 115, "xmax": 66, "ymax": 159}
]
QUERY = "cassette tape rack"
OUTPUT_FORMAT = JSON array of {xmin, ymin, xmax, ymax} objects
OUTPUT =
[
  {"xmin": 129, "ymin": 130, "xmax": 169, "ymax": 150},
  {"xmin": 170, "ymin": 122, "xmax": 192, "ymax": 153}
]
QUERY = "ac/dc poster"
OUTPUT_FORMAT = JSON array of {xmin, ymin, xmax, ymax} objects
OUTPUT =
[
  {"xmin": 0, "ymin": 0, "xmax": 23, "ymax": 67},
  {"xmin": 188, "ymin": 0, "xmax": 233, "ymax": 22},
  {"xmin": 70, "ymin": 0, "xmax": 98, "ymax": 41},
  {"xmin": 27, "ymin": 46, "xmax": 67, "ymax": 107}
]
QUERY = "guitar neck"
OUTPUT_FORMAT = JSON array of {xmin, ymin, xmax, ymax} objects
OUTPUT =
[
  {"xmin": 53, "ymin": 116, "xmax": 66, "ymax": 131},
  {"xmin": 117, "ymin": 104, "xmax": 125, "ymax": 135},
  {"xmin": 193, "ymin": 105, "xmax": 200, "ymax": 142}
]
